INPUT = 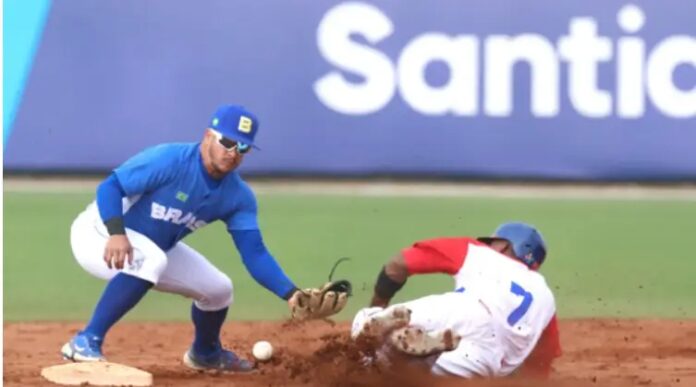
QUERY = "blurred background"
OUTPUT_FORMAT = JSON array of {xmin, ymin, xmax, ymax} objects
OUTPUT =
[{"xmin": 4, "ymin": 1, "xmax": 695, "ymax": 322}]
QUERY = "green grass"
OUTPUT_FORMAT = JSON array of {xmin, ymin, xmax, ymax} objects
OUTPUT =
[{"xmin": 4, "ymin": 190, "xmax": 695, "ymax": 321}]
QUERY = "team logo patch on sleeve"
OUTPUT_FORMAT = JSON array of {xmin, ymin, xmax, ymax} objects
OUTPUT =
[{"xmin": 176, "ymin": 192, "xmax": 189, "ymax": 202}]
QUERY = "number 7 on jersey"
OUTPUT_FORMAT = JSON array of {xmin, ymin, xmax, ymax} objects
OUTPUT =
[{"xmin": 507, "ymin": 281, "xmax": 533, "ymax": 326}]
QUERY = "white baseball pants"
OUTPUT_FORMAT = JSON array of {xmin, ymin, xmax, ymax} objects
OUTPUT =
[
  {"xmin": 69, "ymin": 202, "xmax": 233, "ymax": 311},
  {"xmin": 352, "ymin": 292, "xmax": 505, "ymax": 378}
]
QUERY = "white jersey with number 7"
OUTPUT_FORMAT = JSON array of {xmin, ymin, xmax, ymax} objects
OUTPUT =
[{"xmin": 399, "ymin": 237, "xmax": 561, "ymax": 377}]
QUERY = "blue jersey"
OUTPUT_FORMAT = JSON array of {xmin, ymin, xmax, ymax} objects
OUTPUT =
[{"xmin": 113, "ymin": 143, "xmax": 258, "ymax": 251}]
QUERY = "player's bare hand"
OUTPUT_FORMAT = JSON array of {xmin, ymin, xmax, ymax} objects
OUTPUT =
[{"xmin": 104, "ymin": 235, "xmax": 133, "ymax": 270}]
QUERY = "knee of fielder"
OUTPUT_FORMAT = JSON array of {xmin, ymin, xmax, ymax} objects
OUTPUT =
[{"xmin": 194, "ymin": 275, "xmax": 234, "ymax": 311}]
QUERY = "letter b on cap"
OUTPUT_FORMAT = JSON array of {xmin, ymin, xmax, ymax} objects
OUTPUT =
[{"xmin": 238, "ymin": 116, "xmax": 253, "ymax": 133}]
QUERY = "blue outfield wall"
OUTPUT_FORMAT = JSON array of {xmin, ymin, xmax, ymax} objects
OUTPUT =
[{"xmin": 4, "ymin": 1, "xmax": 696, "ymax": 180}]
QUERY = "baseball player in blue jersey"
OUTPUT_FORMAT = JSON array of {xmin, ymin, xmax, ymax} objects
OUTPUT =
[{"xmin": 61, "ymin": 105, "xmax": 349, "ymax": 372}]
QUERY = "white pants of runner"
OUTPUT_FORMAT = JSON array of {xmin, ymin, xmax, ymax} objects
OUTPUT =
[
  {"xmin": 70, "ymin": 203, "xmax": 233, "ymax": 311},
  {"xmin": 352, "ymin": 292, "xmax": 505, "ymax": 378}
]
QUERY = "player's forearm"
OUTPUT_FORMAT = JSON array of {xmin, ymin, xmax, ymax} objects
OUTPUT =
[
  {"xmin": 244, "ymin": 251, "xmax": 296, "ymax": 299},
  {"xmin": 231, "ymin": 230, "xmax": 297, "ymax": 299},
  {"xmin": 370, "ymin": 254, "xmax": 409, "ymax": 307},
  {"xmin": 96, "ymin": 174, "xmax": 127, "ymax": 235}
]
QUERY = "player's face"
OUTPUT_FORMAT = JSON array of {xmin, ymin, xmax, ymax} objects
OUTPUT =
[
  {"xmin": 203, "ymin": 130, "xmax": 248, "ymax": 176},
  {"xmin": 489, "ymin": 239, "xmax": 515, "ymax": 258},
  {"xmin": 489, "ymin": 239, "xmax": 541, "ymax": 270}
]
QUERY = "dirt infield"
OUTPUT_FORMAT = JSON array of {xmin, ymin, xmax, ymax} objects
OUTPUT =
[{"xmin": 4, "ymin": 320, "xmax": 695, "ymax": 387}]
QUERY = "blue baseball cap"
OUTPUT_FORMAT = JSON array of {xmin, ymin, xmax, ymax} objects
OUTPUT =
[
  {"xmin": 209, "ymin": 105, "xmax": 260, "ymax": 148},
  {"xmin": 478, "ymin": 222, "xmax": 547, "ymax": 268}
]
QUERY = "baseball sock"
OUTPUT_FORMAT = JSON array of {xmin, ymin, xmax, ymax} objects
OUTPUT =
[
  {"xmin": 83, "ymin": 273, "xmax": 153, "ymax": 339},
  {"xmin": 191, "ymin": 304, "xmax": 229, "ymax": 358}
]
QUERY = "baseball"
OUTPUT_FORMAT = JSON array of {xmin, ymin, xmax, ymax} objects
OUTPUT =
[{"xmin": 252, "ymin": 340, "xmax": 273, "ymax": 361}]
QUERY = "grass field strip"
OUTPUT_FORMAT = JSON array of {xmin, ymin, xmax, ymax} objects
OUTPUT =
[{"xmin": 4, "ymin": 177, "xmax": 696, "ymax": 201}]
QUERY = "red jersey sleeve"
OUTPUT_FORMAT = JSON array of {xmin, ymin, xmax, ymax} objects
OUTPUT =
[
  {"xmin": 519, "ymin": 315, "xmax": 562, "ymax": 378},
  {"xmin": 402, "ymin": 237, "xmax": 482, "ymax": 275}
]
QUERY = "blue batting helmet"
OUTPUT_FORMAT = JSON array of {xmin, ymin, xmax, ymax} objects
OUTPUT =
[{"xmin": 483, "ymin": 222, "xmax": 547, "ymax": 268}]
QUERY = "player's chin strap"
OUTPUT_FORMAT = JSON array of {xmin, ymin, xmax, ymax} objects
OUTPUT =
[{"xmin": 327, "ymin": 257, "xmax": 353, "ymax": 296}]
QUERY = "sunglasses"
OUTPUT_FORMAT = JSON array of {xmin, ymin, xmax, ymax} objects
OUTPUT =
[{"xmin": 210, "ymin": 129, "xmax": 251, "ymax": 154}]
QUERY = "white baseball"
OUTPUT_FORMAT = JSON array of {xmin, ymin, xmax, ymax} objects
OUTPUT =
[{"xmin": 252, "ymin": 340, "xmax": 273, "ymax": 361}]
